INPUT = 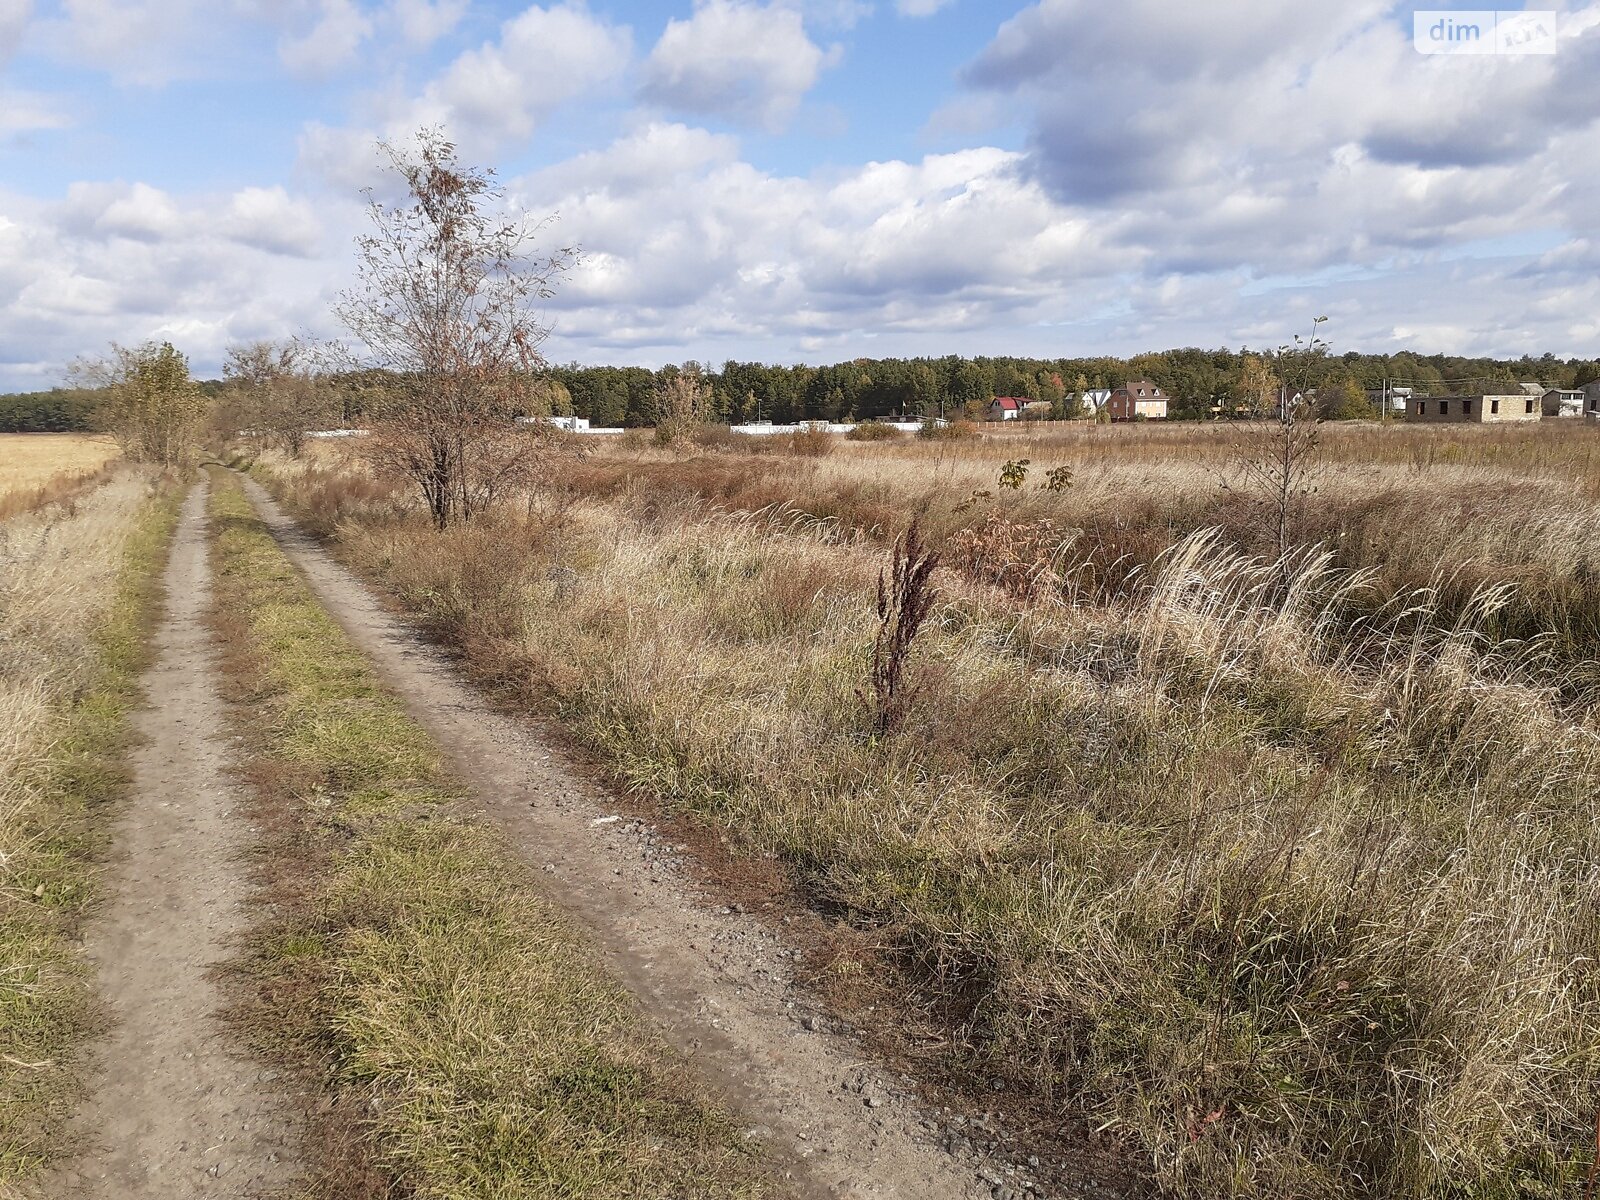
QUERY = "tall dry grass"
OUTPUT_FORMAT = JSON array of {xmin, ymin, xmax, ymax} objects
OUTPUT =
[
  {"xmin": 525, "ymin": 422, "xmax": 1600, "ymax": 674},
  {"xmin": 260, "ymin": 427, "xmax": 1600, "ymax": 1198},
  {"xmin": 0, "ymin": 469, "xmax": 170, "ymax": 1181},
  {"xmin": 0, "ymin": 473, "xmax": 153, "ymax": 859}
]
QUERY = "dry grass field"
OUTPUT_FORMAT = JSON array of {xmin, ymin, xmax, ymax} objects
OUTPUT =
[
  {"xmin": 0, "ymin": 434, "xmax": 120, "ymax": 518},
  {"xmin": 0, "ymin": 469, "xmax": 174, "ymax": 1179},
  {"xmin": 263, "ymin": 418, "xmax": 1600, "ymax": 1198}
]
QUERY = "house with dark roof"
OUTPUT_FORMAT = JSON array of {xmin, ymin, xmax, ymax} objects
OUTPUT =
[{"xmin": 1106, "ymin": 380, "xmax": 1168, "ymax": 421}]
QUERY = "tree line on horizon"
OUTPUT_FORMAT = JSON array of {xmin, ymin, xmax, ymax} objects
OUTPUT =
[
  {"xmin": 550, "ymin": 348, "xmax": 1600, "ymax": 427},
  {"xmin": 7, "ymin": 347, "xmax": 1598, "ymax": 435}
]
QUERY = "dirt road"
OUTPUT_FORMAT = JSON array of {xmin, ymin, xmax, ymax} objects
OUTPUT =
[
  {"xmin": 236, "ymin": 474, "xmax": 1000, "ymax": 1200},
  {"xmin": 45, "ymin": 481, "xmax": 299, "ymax": 1199}
]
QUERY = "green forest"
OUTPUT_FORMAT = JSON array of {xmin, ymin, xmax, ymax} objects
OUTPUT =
[
  {"xmin": 549, "ymin": 350, "xmax": 1600, "ymax": 427},
  {"xmin": 0, "ymin": 388, "xmax": 104, "ymax": 433}
]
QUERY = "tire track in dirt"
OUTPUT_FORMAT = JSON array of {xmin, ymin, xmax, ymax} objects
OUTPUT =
[
  {"xmin": 43, "ymin": 480, "xmax": 300, "ymax": 1199},
  {"xmin": 236, "ymin": 473, "xmax": 998, "ymax": 1200}
]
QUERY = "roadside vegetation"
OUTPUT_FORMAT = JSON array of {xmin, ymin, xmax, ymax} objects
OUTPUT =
[
  {"xmin": 0, "ymin": 469, "xmax": 177, "ymax": 1184},
  {"xmin": 205, "ymin": 469, "xmax": 771, "ymax": 1199},
  {"xmin": 68, "ymin": 341, "xmax": 210, "ymax": 469},
  {"xmin": 254, "ymin": 419, "xmax": 1600, "ymax": 1199}
]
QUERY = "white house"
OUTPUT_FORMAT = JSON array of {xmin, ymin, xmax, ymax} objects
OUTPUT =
[
  {"xmin": 1543, "ymin": 388, "xmax": 1584, "ymax": 417},
  {"xmin": 517, "ymin": 414, "xmax": 588, "ymax": 430},
  {"xmin": 516, "ymin": 414, "xmax": 625, "ymax": 435}
]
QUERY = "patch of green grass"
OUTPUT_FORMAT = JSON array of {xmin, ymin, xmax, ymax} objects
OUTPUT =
[
  {"xmin": 0, "ymin": 480, "xmax": 182, "ymax": 1183},
  {"xmin": 206, "ymin": 470, "xmax": 771, "ymax": 1200}
]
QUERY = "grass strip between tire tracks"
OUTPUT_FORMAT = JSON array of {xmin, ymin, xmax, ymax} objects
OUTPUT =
[{"xmin": 205, "ymin": 467, "xmax": 773, "ymax": 1200}]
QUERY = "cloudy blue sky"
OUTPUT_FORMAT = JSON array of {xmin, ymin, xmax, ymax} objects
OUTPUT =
[{"xmin": 1, "ymin": 0, "xmax": 1598, "ymax": 388}]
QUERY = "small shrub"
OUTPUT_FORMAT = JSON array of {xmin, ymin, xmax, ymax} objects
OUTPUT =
[
  {"xmin": 845, "ymin": 422, "xmax": 902, "ymax": 442},
  {"xmin": 689, "ymin": 424, "xmax": 741, "ymax": 452},
  {"xmin": 953, "ymin": 488, "xmax": 994, "ymax": 515},
  {"xmin": 654, "ymin": 367, "xmax": 713, "ymax": 446},
  {"xmin": 786, "ymin": 428, "xmax": 835, "ymax": 457},
  {"xmin": 1042, "ymin": 465, "xmax": 1074, "ymax": 492},
  {"xmin": 948, "ymin": 514, "xmax": 1071, "ymax": 600},
  {"xmin": 917, "ymin": 419, "xmax": 978, "ymax": 441},
  {"xmin": 999, "ymin": 458, "xmax": 1030, "ymax": 490},
  {"xmin": 284, "ymin": 467, "xmax": 408, "ymax": 539}
]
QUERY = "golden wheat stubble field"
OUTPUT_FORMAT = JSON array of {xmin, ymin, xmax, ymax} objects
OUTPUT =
[
  {"xmin": 275, "ymin": 419, "xmax": 1600, "ymax": 1199},
  {"xmin": 0, "ymin": 433, "xmax": 119, "ymax": 501}
]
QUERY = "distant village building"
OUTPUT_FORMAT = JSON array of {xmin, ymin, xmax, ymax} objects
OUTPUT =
[
  {"xmin": 1275, "ymin": 385, "xmax": 1318, "ymax": 418},
  {"xmin": 1106, "ymin": 380, "xmax": 1168, "ymax": 421},
  {"xmin": 1585, "ymin": 381, "xmax": 1600, "ymax": 419},
  {"xmin": 1366, "ymin": 386, "xmax": 1412, "ymax": 415},
  {"xmin": 516, "ymin": 414, "xmax": 625, "ymax": 435},
  {"xmin": 1022, "ymin": 400, "xmax": 1054, "ymax": 419},
  {"xmin": 987, "ymin": 396, "xmax": 1025, "ymax": 421},
  {"xmin": 1081, "ymin": 388, "xmax": 1112, "ymax": 416},
  {"xmin": 1406, "ymin": 394, "xmax": 1542, "ymax": 423},
  {"xmin": 1543, "ymin": 388, "xmax": 1585, "ymax": 417}
]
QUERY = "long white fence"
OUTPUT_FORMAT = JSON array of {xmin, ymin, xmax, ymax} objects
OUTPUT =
[{"xmin": 730, "ymin": 419, "xmax": 940, "ymax": 436}]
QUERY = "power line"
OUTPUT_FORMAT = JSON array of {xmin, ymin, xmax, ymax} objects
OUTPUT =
[{"xmin": 1374, "ymin": 377, "xmax": 1577, "ymax": 388}]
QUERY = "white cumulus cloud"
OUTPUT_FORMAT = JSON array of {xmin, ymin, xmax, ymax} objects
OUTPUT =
[
  {"xmin": 223, "ymin": 185, "xmax": 325, "ymax": 257},
  {"xmin": 389, "ymin": 0, "xmax": 466, "ymax": 46},
  {"xmin": 50, "ymin": 0, "xmax": 223, "ymax": 85},
  {"xmin": 416, "ymin": 2, "xmax": 632, "ymax": 146},
  {"xmin": 640, "ymin": 0, "xmax": 838, "ymax": 131},
  {"xmin": 60, "ymin": 180, "xmax": 185, "ymax": 242},
  {"xmin": 279, "ymin": 0, "xmax": 374, "ymax": 76},
  {"xmin": 0, "ymin": 181, "xmax": 351, "ymax": 388}
]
